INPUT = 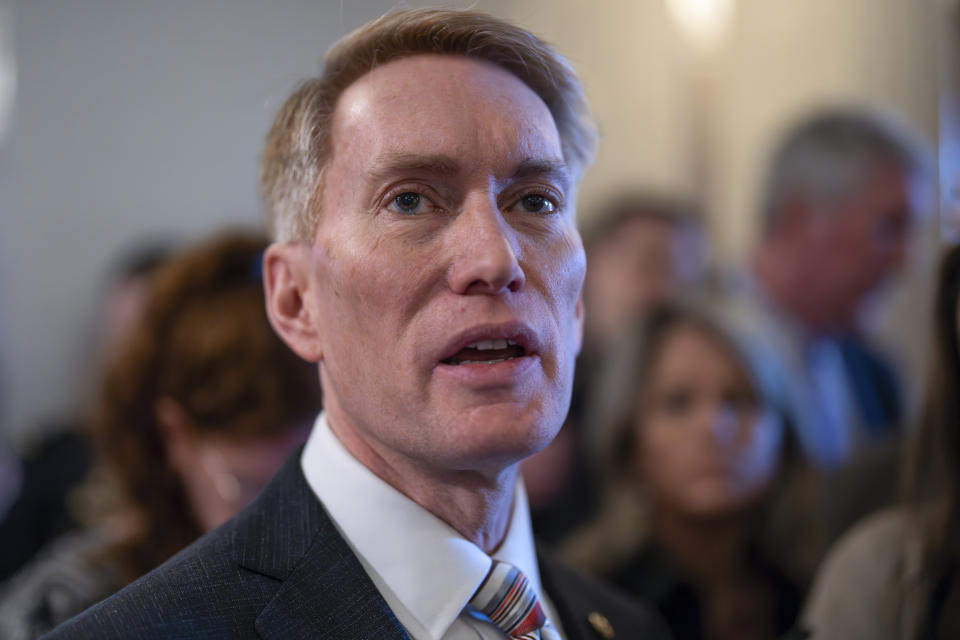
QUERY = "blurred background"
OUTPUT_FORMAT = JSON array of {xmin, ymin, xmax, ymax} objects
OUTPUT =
[
  {"xmin": 0, "ymin": 1, "xmax": 958, "ymax": 636},
  {"xmin": 0, "ymin": 0, "xmax": 944, "ymax": 447}
]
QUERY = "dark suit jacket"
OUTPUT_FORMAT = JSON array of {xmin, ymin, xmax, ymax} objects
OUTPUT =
[{"xmin": 43, "ymin": 451, "xmax": 670, "ymax": 640}]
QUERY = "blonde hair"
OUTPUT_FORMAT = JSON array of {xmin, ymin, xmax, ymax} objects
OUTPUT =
[{"xmin": 260, "ymin": 7, "xmax": 596, "ymax": 242}]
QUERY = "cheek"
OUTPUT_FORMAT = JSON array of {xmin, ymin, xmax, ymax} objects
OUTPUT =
[
  {"xmin": 565, "ymin": 231, "xmax": 587, "ymax": 294},
  {"xmin": 314, "ymin": 230, "xmax": 425, "ymax": 334},
  {"xmin": 542, "ymin": 229, "xmax": 586, "ymax": 323},
  {"xmin": 521, "ymin": 226, "xmax": 585, "ymax": 354},
  {"xmin": 734, "ymin": 412, "xmax": 783, "ymax": 492},
  {"xmin": 309, "ymin": 244, "xmax": 387, "ymax": 394},
  {"xmin": 636, "ymin": 423, "xmax": 687, "ymax": 490},
  {"xmin": 558, "ymin": 238, "xmax": 587, "ymax": 361}
]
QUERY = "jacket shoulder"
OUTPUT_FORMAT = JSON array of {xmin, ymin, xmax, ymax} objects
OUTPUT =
[
  {"xmin": 801, "ymin": 507, "xmax": 923, "ymax": 640},
  {"xmin": 41, "ymin": 518, "xmax": 279, "ymax": 640}
]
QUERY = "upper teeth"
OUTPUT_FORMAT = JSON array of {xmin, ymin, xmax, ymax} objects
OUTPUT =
[{"xmin": 468, "ymin": 339, "xmax": 517, "ymax": 350}]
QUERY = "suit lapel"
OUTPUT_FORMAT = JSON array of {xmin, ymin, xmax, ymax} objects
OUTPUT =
[
  {"xmin": 538, "ymin": 548, "xmax": 671, "ymax": 640},
  {"xmin": 231, "ymin": 449, "xmax": 411, "ymax": 640},
  {"xmin": 539, "ymin": 551, "xmax": 617, "ymax": 640},
  {"xmin": 252, "ymin": 516, "xmax": 411, "ymax": 640},
  {"xmin": 540, "ymin": 551, "xmax": 591, "ymax": 640}
]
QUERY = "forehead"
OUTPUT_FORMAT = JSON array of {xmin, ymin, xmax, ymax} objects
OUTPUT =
[
  {"xmin": 840, "ymin": 163, "xmax": 915, "ymax": 222},
  {"xmin": 328, "ymin": 54, "xmax": 563, "ymax": 171},
  {"xmin": 651, "ymin": 323, "xmax": 749, "ymax": 378},
  {"xmin": 865, "ymin": 162, "xmax": 909, "ymax": 191},
  {"xmin": 853, "ymin": 162, "xmax": 912, "ymax": 203}
]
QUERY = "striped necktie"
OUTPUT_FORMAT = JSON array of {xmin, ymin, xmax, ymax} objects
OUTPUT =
[{"xmin": 469, "ymin": 561, "xmax": 560, "ymax": 639}]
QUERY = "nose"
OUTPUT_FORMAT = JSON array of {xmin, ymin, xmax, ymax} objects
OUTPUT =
[
  {"xmin": 707, "ymin": 404, "xmax": 740, "ymax": 448},
  {"xmin": 446, "ymin": 196, "xmax": 525, "ymax": 295}
]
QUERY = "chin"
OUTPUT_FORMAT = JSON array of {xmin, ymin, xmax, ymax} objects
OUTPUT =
[
  {"xmin": 438, "ymin": 404, "xmax": 562, "ymax": 471},
  {"xmin": 680, "ymin": 485, "xmax": 756, "ymax": 520}
]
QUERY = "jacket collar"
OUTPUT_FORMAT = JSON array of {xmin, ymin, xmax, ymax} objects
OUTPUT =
[
  {"xmin": 232, "ymin": 448, "xmax": 622, "ymax": 640},
  {"xmin": 228, "ymin": 448, "xmax": 411, "ymax": 640}
]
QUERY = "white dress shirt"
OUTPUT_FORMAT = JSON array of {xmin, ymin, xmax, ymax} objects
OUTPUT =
[{"xmin": 300, "ymin": 412, "xmax": 564, "ymax": 640}]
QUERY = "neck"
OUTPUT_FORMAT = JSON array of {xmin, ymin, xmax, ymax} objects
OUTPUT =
[
  {"xmin": 325, "ymin": 404, "xmax": 517, "ymax": 553},
  {"xmin": 651, "ymin": 505, "xmax": 751, "ymax": 585}
]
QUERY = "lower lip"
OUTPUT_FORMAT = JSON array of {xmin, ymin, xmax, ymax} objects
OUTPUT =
[{"xmin": 435, "ymin": 354, "xmax": 540, "ymax": 387}]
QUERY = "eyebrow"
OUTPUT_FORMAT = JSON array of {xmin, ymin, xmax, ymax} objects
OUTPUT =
[
  {"xmin": 367, "ymin": 154, "xmax": 570, "ymax": 190},
  {"xmin": 510, "ymin": 159, "xmax": 571, "ymax": 192},
  {"xmin": 368, "ymin": 153, "xmax": 461, "ymax": 181}
]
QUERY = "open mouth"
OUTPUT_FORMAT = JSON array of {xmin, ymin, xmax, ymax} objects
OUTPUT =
[{"xmin": 441, "ymin": 338, "xmax": 527, "ymax": 365}]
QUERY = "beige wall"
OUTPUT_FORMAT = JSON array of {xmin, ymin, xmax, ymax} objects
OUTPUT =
[
  {"xmin": 496, "ymin": 0, "xmax": 940, "ymax": 412},
  {"xmin": 0, "ymin": 0, "xmax": 943, "ymax": 438},
  {"xmin": 494, "ymin": 0, "xmax": 699, "ymax": 222},
  {"xmin": 716, "ymin": 0, "xmax": 938, "ymax": 260},
  {"xmin": 498, "ymin": 0, "xmax": 938, "ymax": 261}
]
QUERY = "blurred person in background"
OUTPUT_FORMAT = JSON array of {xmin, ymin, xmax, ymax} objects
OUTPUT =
[
  {"xmin": 0, "ymin": 372, "xmax": 20, "ymax": 525},
  {"xmin": 562, "ymin": 304, "xmax": 812, "ymax": 640},
  {"xmin": 0, "ymin": 240, "xmax": 172, "ymax": 582},
  {"xmin": 800, "ymin": 244, "xmax": 960, "ymax": 640},
  {"xmin": 723, "ymin": 109, "xmax": 927, "ymax": 472},
  {"xmin": 0, "ymin": 230, "xmax": 321, "ymax": 639},
  {"xmin": 525, "ymin": 192, "xmax": 708, "ymax": 545},
  {"xmin": 580, "ymin": 192, "xmax": 707, "ymax": 355}
]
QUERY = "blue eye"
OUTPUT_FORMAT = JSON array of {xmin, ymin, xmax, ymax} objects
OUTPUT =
[
  {"xmin": 392, "ymin": 192, "xmax": 423, "ymax": 214},
  {"xmin": 514, "ymin": 194, "xmax": 556, "ymax": 214}
]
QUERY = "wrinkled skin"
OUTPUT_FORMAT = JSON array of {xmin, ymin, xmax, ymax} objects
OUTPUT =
[{"xmin": 264, "ymin": 55, "xmax": 586, "ymax": 547}]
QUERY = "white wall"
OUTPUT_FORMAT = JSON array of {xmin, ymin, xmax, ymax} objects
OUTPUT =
[
  {"xmin": 0, "ymin": 0, "xmax": 942, "ymax": 442},
  {"xmin": 0, "ymin": 0, "xmax": 408, "ymax": 440}
]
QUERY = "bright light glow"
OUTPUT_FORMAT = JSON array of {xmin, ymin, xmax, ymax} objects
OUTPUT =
[{"xmin": 665, "ymin": 0, "xmax": 735, "ymax": 53}]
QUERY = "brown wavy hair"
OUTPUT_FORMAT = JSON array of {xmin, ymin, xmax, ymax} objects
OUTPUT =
[
  {"xmin": 902, "ymin": 243, "xmax": 960, "ymax": 573},
  {"xmin": 89, "ymin": 230, "xmax": 321, "ymax": 582}
]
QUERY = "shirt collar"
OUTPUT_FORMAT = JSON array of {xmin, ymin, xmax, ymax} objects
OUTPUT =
[{"xmin": 300, "ymin": 412, "xmax": 544, "ymax": 640}]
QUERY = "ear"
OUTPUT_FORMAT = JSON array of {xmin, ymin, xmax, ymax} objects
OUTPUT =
[{"xmin": 263, "ymin": 242, "xmax": 324, "ymax": 362}]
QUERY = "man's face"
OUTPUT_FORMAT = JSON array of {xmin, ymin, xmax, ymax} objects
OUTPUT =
[
  {"xmin": 303, "ymin": 55, "xmax": 585, "ymax": 475},
  {"xmin": 807, "ymin": 164, "xmax": 914, "ymax": 326}
]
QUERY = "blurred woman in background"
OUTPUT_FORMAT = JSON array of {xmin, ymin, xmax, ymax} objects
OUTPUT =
[
  {"xmin": 0, "ymin": 230, "xmax": 321, "ymax": 638},
  {"xmin": 526, "ymin": 192, "xmax": 708, "ymax": 546},
  {"xmin": 802, "ymin": 244, "xmax": 960, "ymax": 639},
  {"xmin": 0, "ymin": 240, "xmax": 173, "ymax": 583},
  {"xmin": 564, "ymin": 304, "xmax": 809, "ymax": 640}
]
